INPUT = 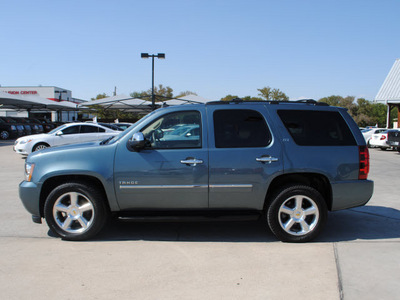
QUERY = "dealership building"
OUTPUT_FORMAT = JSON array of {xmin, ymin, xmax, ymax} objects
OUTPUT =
[{"xmin": 0, "ymin": 86, "xmax": 86, "ymax": 122}]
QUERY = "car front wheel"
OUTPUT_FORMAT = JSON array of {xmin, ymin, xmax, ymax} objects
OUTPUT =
[
  {"xmin": 32, "ymin": 143, "xmax": 49, "ymax": 152},
  {"xmin": 0, "ymin": 130, "xmax": 10, "ymax": 140},
  {"xmin": 266, "ymin": 185, "xmax": 327, "ymax": 243},
  {"xmin": 44, "ymin": 182, "xmax": 109, "ymax": 241}
]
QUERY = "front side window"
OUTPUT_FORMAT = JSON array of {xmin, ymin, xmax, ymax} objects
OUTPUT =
[
  {"xmin": 213, "ymin": 109, "xmax": 271, "ymax": 148},
  {"xmin": 61, "ymin": 125, "xmax": 80, "ymax": 135},
  {"xmin": 141, "ymin": 111, "xmax": 201, "ymax": 149}
]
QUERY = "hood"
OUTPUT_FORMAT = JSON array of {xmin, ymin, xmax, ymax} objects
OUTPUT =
[
  {"xmin": 17, "ymin": 133, "xmax": 48, "ymax": 141},
  {"xmin": 27, "ymin": 141, "xmax": 101, "ymax": 159}
]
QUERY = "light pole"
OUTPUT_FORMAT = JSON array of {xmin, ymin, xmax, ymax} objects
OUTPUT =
[{"xmin": 141, "ymin": 53, "xmax": 165, "ymax": 110}]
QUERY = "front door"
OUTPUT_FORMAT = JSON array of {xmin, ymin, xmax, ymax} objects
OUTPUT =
[{"xmin": 114, "ymin": 108, "xmax": 209, "ymax": 210}]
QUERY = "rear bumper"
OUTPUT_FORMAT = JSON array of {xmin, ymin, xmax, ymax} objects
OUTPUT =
[{"xmin": 331, "ymin": 180, "xmax": 374, "ymax": 211}]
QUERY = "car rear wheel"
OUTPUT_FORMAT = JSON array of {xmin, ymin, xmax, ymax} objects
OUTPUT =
[
  {"xmin": 266, "ymin": 185, "xmax": 327, "ymax": 243},
  {"xmin": 32, "ymin": 143, "xmax": 49, "ymax": 152},
  {"xmin": 0, "ymin": 130, "xmax": 10, "ymax": 140},
  {"xmin": 44, "ymin": 182, "xmax": 109, "ymax": 241}
]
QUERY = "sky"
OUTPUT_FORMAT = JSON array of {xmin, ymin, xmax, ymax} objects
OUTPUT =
[{"xmin": 1, "ymin": 0, "xmax": 399, "ymax": 101}]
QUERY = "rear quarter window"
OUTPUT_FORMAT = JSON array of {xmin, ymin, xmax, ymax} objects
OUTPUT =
[{"xmin": 278, "ymin": 110, "xmax": 356, "ymax": 146}]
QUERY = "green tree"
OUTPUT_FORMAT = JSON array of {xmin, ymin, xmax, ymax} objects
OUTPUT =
[
  {"xmin": 318, "ymin": 95, "xmax": 342, "ymax": 106},
  {"xmin": 91, "ymin": 93, "xmax": 108, "ymax": 100},
  {"xmin": 220, "ymin": 94, "xmax": 239, "ymax": 101},
  {"xmin": 175, "ymin": 91, "xmax": 198, "ymax": 98},
  {"xmin": 319, "ymin": 95, "xmax": 389, "ymax": 127},
  {"xmin": 257, "ymin": 86, "xmax": 289, "ymax": 101},
  {"xmin": 130, "ymin": 85, "xmax": 197, "ymax": 101}
]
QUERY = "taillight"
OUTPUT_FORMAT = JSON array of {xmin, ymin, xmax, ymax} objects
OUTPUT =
[
  {"xmin": 380, "ymin": 135, "xmax": 387, "ymax": 140},
  {"xmin": 359, "ymin": 146, "xmax": 370, "ymax": 180}
]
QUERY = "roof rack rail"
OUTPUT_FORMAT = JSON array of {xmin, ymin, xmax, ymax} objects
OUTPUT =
[
  {"xmin": 207, "ymin": 99, "xmax": 330, "ymax": 106},
  {"xmin": 295, "ymin": 99, "xmax": 329, "ymax": 106}
]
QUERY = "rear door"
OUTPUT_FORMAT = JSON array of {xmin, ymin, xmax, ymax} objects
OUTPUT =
[{"xmin": 207, "ymin": 105, "xmax": 284, "ymax": 210}]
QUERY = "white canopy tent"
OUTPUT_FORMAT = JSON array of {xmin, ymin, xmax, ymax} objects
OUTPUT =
[
  {"xmin": 79, "ymin": 94, "xmax": 213, "ymax": 113},
  {"xmin": 79, "ymin": 94, "xmax": 153, "ymax": 113},
  {"xmin": 162, "ymin": 94, "xmax": 212, "ymax": 106}
]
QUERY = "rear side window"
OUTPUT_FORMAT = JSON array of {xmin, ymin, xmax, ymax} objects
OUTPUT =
[
  {"xmin": 278, "ymin": 110, "xmax": 356, "ymax": 146},
  {"xmin": 214, "ymin": 109, "xmax": 271, "ymax": 148},
  {"xmin": 80, "ymin": 125, "xmax": 99, "ymax": 133}
]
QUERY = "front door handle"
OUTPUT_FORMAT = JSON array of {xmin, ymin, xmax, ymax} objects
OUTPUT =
[
  {"xmin": 256, "ymin": 156, "xmax": 279, "ymax": 164},
  {"xmin": 180, "ymin": 158, "xmax": 204, "ymax": 166}
]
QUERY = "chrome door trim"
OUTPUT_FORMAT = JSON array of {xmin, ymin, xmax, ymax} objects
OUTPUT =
[
  {"xmin": 209, "ymin": 184, "xmax": 253, "ymax": 193},
  {"xmin": 209, "ymin": 184, "xmax": 253, "ymax": 189},
  {"xmin": 120, "ymin": 184, "xmax": 208, "ymax": 189}
]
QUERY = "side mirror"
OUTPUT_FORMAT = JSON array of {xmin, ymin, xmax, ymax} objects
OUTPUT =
[
  {"xmin": 56, "ymin": 131, "xmax": 63, "ymax": 136},
  {"xmin": 127, "ymin": 132, "xmax": 146, "ymax": 152}
]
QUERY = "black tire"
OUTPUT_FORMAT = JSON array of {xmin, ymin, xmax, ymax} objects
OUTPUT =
[
  {"xmin": 44, "ymin": 182, "xmax": 109, "ymax": 241},
  {"xmin": 32, "ymin": 143, "xmax": 49, "ymax": 152},
  {"xmin": 0, "ymin": 130, "xmax": 10, "ymax": 140},
  {"xmin": 380, "ymin": 147, "xmax": 387, "ymax": 151},
  {"xmin": 266, "ymin": 185, "xmax": 327, "ymax": 243}
]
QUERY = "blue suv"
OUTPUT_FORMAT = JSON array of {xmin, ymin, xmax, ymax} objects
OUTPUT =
[{"xmin": 19, "ymin": 100, "xmax": 373, "ymax": 242}]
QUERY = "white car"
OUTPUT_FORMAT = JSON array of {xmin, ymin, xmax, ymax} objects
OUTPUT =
[
  {"xmin": 14, "ymin": 122, "xmax": 119, "ymax": 155},
  {"xmin": 361, "ymin": 127, "xmax": 387, "ymax": 147},
  {"xmin": 369, "ymin": 130, "xmax": 391, "ymax": 150}
]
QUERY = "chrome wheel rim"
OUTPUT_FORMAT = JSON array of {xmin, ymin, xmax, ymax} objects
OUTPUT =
[
  {"xmin": 278, "ymin": 195, "xmax": 319, "ymax": 236},
  {"xmin": 53, "ymin": 192, "xmax": 95, "ymax": 234},
  {"xmin": 0, "ymin": 131, "xmax": 9, "ymax": 139},
  {"xmin": 34, "ymin": 144, "xmax": 47, "ymax": 151}
]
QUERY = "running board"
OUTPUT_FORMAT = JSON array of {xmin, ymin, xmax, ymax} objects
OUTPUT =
[{"xmin": 117, "ymin": 211, "xmax": 261, "ymax": 222}]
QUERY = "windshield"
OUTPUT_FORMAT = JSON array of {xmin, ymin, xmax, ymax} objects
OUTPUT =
[{"xmin": 48, "ymin": 124, "xmax": 67, "ymax": 134}]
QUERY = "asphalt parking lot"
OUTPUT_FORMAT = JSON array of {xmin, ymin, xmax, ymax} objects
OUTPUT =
[{"xmin": 0, "ymin": 140, "xmax": 399, "ymax": 300}]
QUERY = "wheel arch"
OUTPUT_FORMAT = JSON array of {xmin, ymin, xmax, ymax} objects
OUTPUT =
[
  {"xmin": 39, "ymin": 175, "xmax": 110, "ymax": 217},
  {"xmin": 32, "ymin": 142, "xmax": 50, "ymax": 152},
  {"xmin": 265, "ymin": 173, "xmax": 332, "ymax": 210}
]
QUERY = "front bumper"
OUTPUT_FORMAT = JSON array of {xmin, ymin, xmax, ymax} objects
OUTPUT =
[
  {"xmin": 13, "ymin": 143, "xmax": 29, "ymax": 155},
  {"xmin": 19, "ymin": 181, "xmax": 42, "ymax": 217}
]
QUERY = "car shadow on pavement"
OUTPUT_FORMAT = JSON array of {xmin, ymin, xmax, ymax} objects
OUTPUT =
[
  {"xmin": 318, "ymin": 206, "xmax": 400, "ymax": 242},
  {"xmin": 89, "ymin": 205, "xmax": 400, "ymax": 243},
  {"xmin": 95, "ymin": 219, "xmax": 277, "ymax": 242}
]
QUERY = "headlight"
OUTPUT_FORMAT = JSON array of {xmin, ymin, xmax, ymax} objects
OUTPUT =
[
  {"xmin": 18, "ymin": 139, "xmax": 32, "ymax": 145},
  {"xmin": 25, "ymin": 163, "xmax": 35, "ymax": 182}
]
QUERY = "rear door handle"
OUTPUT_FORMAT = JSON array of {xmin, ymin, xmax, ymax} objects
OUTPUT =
[
  {"xmin": 256, "ymin": 156, "xmax": 279, "ymax": 164},
  {"xmin": 180, "ymin": 158, "xmax": 204, "ymax": 166}
]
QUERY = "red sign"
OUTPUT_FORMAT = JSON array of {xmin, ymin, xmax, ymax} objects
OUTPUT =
[{"xmin": 6, "ymin": 91, "xmax": 38, "ymax": 95}]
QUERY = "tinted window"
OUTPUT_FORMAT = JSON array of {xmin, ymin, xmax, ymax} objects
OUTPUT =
[
  {"xmin": 81, "ymin": 125, "xmax": 99, "ymax": 133},
  {"xmin": 214, "ymin": 109, "xmax": 271, "ymax": 148},
  {"xmin": 278, "ymin": 110, "xmax": 356, "ymax": 146},
  {"xmin": 141, "ymin": 111, "xmax": 201, "ymax": 149},
  {"xmin": 62, "ymin": 125, "xmax": 80, "ymax": 135}
]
